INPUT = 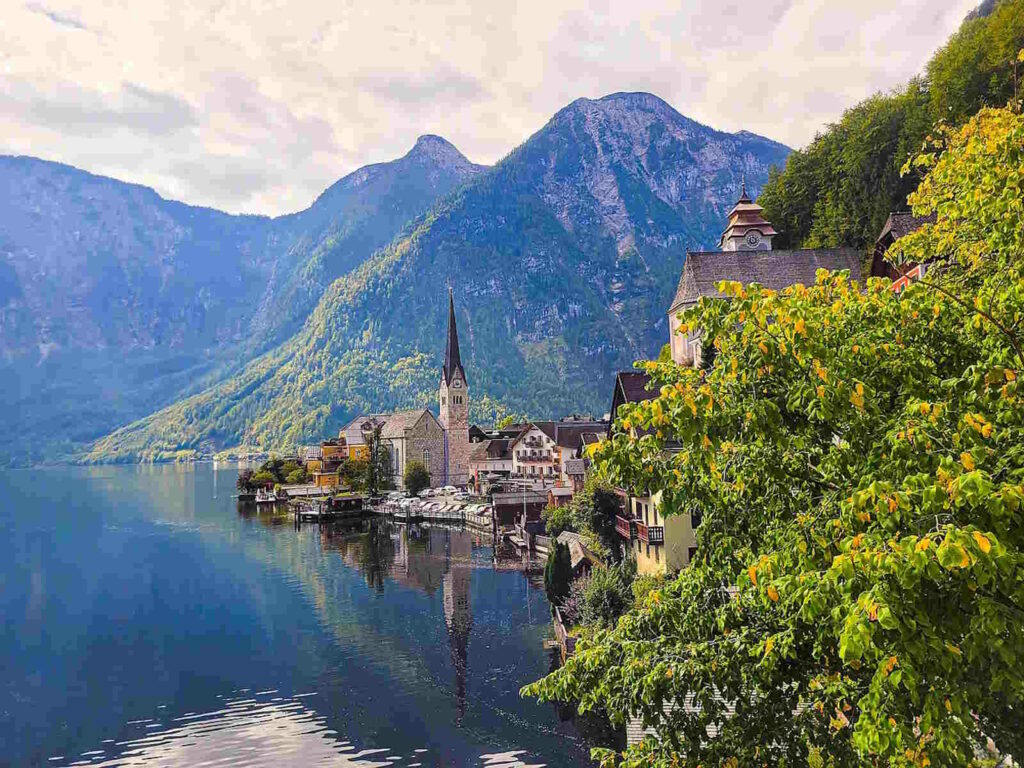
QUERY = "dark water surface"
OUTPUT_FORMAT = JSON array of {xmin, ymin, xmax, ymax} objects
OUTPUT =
[{"xmin": 1, "ymin": 465, "xmax": 596, "ymax": 767}]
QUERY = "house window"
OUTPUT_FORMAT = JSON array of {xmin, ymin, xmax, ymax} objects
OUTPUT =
[{"xmin": 423, "ymin": 449, "xmax": 430, "ymax": 466}]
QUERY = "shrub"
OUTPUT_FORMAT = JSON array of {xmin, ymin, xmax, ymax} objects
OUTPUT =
[{"xmin": 403, "ymin": 460, "xmax": 430, "ymax": 496}]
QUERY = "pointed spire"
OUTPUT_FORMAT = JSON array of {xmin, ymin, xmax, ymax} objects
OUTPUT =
[
  {"xmin": 739, "ymin": 173, "xmax": 750, "ymax": 203},
  {"xmin": 443, "ymin": 287, "xmax": 466, "ymax": 386}
]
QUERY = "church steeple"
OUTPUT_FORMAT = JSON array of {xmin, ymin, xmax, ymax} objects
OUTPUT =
[{"xmin": 442, "ymin": 288, "xmax": 466, "ymax": 386}]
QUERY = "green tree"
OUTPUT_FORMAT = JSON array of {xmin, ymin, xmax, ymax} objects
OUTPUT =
[
  {"xmin": 579, "ymin": 560, "xmax": 636, "ymax": 628},
  {"xmin": 525, "ymin": 107, "xmax": 1024, "ymax": 767},
  {"xmin": 363, "ymin": 421, "xmax": 393, "ymax": 496},
  {"xmin": 285, "ymin": 468, "xmax": 306, "ymax": 484},
  {"xmin": 544, "ymin": 541, "xmax": 573, "ymax": 606},
  {"xmin": 404, "ymin": 460, "xmax": 431, "ymax": 496},
  {"xmin": 542, "ymin": 503, "xmax": 578, "ymax": 538},
  {"xmin": 236, "ymin": 468, "xmax": 255, "ymax": 492},
  {"xmin": 341, "ymin": 456, "xmax": 369, "ymax": 490},
  {"xmin": 497, "ymin": 413, "xmax": 529, "ymax": 430},
  {"xmin": 249, "ymin": 470, "xmax": 276, "ymax": 487},
  {"xmin": 758, "ymin": 0, "xmax": 1024, "ymax": 252},
  {"xmin": 569, "ymin": 476, "xmax": 626, "ymax": 563}
]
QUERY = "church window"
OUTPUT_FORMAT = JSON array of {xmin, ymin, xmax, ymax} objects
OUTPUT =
[{"xmin": 423, "ymin": 449, "xmax": 430, "ymax": 466}]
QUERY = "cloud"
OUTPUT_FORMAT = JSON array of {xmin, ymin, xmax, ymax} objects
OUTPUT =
[
  {"xmin": 0, "ymin": 0, "xmax": 979, "ymax": 215},
  {"xmin": 25, "ymin": 2, "xmax": 87, "ymax": 30}
]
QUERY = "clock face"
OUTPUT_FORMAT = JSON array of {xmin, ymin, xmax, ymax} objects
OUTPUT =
[
  {"xmin": 453, "ymin": 379, "xmax": 461, "ymax": 388},
  {"xmin": 745, "ymin": 230, "xmax": 762, "ymax": 247}
]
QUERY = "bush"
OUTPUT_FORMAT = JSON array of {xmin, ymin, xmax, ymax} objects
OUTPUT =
[
  {"xmin": 542, "ymin": 503, "xmax": 577, "ymax": 537},
  {"xmin": 579, "ymin": 560, "xmax": 635, "ymax": 628},
  {"xmin": 404, "ymin": 460, "xmax": 430, "ymax": 496},
  {"xmin": 544, "ymin": 541, "xmax": 573, "ymax": 605},
  {"xmin": 285, "ymin": 469, "xmax": 306, "ymax": 484},
  {"xmin": 249, "ymin": 470, "xmax": 276, "ymax": 486}
]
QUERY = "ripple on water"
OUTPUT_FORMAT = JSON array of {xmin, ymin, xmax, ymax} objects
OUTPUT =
[{"xmin": 48, "ymin": 692, "xmax": 546, "ymax": 768}]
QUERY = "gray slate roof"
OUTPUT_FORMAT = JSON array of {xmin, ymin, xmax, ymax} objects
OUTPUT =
[
  {"xmin": 669, "ymin": 248, "xmax": 863, "ymax": 313},
  {"xmin": 381, "ymin": 409, "xmax": 437, "ymax": 439}
]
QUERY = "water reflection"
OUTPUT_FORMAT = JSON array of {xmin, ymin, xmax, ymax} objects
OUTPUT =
[
  {"xmin": 49, "ymin": 689, "xmax": 548, "ymax": 768},
  {"xmin": 3, "ymin": 466, "xmax": 595, "ymax": 767}
]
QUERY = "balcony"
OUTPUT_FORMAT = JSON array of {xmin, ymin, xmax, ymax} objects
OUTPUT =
[
  {"xmin": 615, "ymin": 515, "xmax": 637, "ymax": 540},
  {"xmin": 636, "ymin": 522, "xmax": 665, "ymax": 544},
  {"xmin": 516, "ymin": 452, "xmax": 553, "ymax": 463}
]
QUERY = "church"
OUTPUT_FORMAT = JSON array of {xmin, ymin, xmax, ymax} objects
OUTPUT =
[
  {"xmin": 666, "ymin": 183, "xmax": 863, "ymax": 367},
  {"xmin": 341, "ymin": 290, "xmax": 471, "ymax": 489}
]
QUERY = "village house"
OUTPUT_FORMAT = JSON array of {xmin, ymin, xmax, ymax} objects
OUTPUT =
[
  {"xmin": 508, "ymin": 417, "xmax": 607, "ymax": 485},
  {"xmin": 468, "ymin": 438, "xmax": 513, "ymax": 492},
  {"xmin": 608, "ymin": 187, "xmax": 868, "ymax": 575},
  {"xmin": 870, "ymin": 211, "xmax": 936, "ymax": 292},
  {"xmin": 382, "ymin": 409, "xmax": 448, "ymax": 489}
]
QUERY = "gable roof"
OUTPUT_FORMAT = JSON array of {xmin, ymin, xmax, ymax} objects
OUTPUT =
[
  {"xmin": 669, "ymin": 248, "xmax": 863, "ymax": 314},
  {"xmin": 469, "ymin": 438, "xmax": 511, "ymax": 462},
  {"xmin": 610, "ymin": 371, "xmax": 657, "ymax": 428},
  {"xmin": 381, "ymin": 409, "xmax": 439, "ymax": 439}
]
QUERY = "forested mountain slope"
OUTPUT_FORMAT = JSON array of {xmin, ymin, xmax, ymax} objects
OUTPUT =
[
  {"xmin": 89, "ymin": 92, "xmax": 790, "ymax": 461},
  {"xmin": 758, "ymin": 0, "xmax": 1024, "ymax": 250},
  {"xmin": 0, "ymin": 137, "xmax": 481, "ymax": 464}
]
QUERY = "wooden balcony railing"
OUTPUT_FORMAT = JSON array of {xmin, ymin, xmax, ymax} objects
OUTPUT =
[
  {"xmin": 636, "ymin": 522, "xmax": 665, "ymax": 544},
  {"xmin": 616, "ymin": 515, "xmax": 637, "ymax": 540}
]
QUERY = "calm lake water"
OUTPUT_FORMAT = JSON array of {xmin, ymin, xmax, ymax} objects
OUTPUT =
[{"xmin": 1, "ymin": 464, "xmax": 601, "ymax": 767}]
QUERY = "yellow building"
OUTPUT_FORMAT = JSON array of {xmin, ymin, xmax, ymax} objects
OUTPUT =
[
  {"xmin": 619, "ymin": 492, "xmax": 698, "ymax": 576},
  {"xmin": 313, "ymin": 471, "xmax": 340, "ymax": 489}
]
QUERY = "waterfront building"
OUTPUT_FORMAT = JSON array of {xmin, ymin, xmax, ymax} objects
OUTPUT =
[
  {"xmin": 508, "ymin": 417, "xmax": 607, "ymax": 485},
  {"xmin": 381, "ymin": 409, "xmax": 447, "ymax": 489},
  {"xmin": 468, "ymin": 438, "xmax": 513, "ymax": 492}
]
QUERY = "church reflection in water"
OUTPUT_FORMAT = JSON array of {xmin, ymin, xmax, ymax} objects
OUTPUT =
[{"xmin": 316, "ymin": 518, "xmax": 527, "ymax": 723}]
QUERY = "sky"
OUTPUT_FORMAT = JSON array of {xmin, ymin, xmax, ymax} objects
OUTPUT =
[{"xmin": 1, "ymin": 0, "xmax": 979, "ymax": 216}]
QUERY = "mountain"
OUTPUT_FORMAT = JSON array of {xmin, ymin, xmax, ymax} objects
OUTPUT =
[
  {"xmin": 0, "ymin": 138, "xmax": 483, "ymax": 464},
  {"xmin": 88, "ymin": 92, "xmax": 790, "ymax": 462}
]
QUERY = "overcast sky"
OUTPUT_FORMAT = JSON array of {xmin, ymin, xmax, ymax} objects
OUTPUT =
[{"xmin": 1, "ymin": 0, "xmax": 977, "ymax": 215}]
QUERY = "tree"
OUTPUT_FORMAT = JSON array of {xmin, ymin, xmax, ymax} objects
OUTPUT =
[
  {"xmin": 568, "ymin": 477, "xmax": 626, "ymax": 563},
  {"xmin": 404, "ymin": 460, "xmax": 431, "ymax": 496},
  {"xmin": 341, "ymin": 456, "xmax": 369, "ymax": 490},
  {"xmin": 758, "ymin": 0, "xmax": 1024, "ymax": 251},
  {"xmin": 544, "ymin": 542, "xmax": 573, "ymax": 606},
  {"xmin": 497, "ymin": 413, "xmax": 529, "ymax": 430},
  {"xmin": 579, "ymin": 560, "xmax": 636, "ymax": 629},
  {"xmin": 285, "ymin": 468, "xmax": 306, "ymax": 484},
  {"xmin": 542, "ymin": 503, "xmax": 578, "ymax": 538},
  {"xmin": 236, "ymin": 468, "xmax": 255, "ymax": 492},
  {"xmin": 362, "ymin": 421, "xmax": 393, "ymax": 496},
  {"xmin": 525, "ymin": 107, "xmax": 1024, "ymax": 767},
  {"xmin": 249, "ymin": 470, "xmax": 276, "ymax": 487}
]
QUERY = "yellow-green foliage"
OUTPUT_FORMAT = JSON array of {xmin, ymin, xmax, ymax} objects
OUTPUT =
[{"xmin": 525, "ymin": 107, "xmax": 1024, "ymax": 767}]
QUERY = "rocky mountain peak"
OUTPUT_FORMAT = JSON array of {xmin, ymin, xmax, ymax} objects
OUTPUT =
[{"xmin": 405, "ymin": 134, "xmax": 477, "ymax": 171}]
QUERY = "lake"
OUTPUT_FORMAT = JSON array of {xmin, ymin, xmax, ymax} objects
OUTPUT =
[{"xmin": 1, "ymin": 464, "xmax": 603, "ymax": 767}]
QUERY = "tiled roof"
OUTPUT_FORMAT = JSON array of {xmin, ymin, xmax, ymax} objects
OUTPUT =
[
  {"xmin": 554, "ymin": 422, "xmax": 607, "ymax": 449},
  {"xmin": 469, "ymin": 438, "xmax": 510, "ymax": 462},
  {"xmin": 877, "ymin": 211, "xmax": 935, "ymax": 243},
  {"xmin": 381, "ymin": 409, "xmax": 435, "ymax": 439},
  {"xmin": 669, "ymin": 248, "xmax": 863, "ymax": 313}
]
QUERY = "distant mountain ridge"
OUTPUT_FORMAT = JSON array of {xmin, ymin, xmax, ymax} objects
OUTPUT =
[
  {"xmin": 0, "ymin": 138, "xmax": 483, "ymax": 464},
  {"xmin": 87, "ymin": 92, "xmax": 791, "ymax": 462}
]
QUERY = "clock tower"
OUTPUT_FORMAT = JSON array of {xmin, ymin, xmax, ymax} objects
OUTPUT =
[
  {"xmin": 439, "ymin": 289, "xmax": 470, "ymax": 487},
  {"xmin": 719, "ymin": 179, "xmax": 777, "ymax": 252}
]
